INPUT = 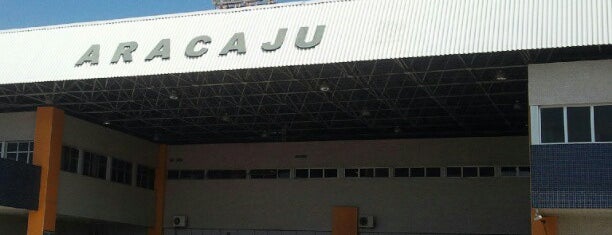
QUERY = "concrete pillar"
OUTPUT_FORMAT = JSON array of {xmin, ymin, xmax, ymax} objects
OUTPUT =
[
  {"xmin": 148, "ymin": 144, "xmax": 167, "ymax": 235},
  {"xmin": 27, "ymin": 107, "xmax": 65, "ymax": 235}
]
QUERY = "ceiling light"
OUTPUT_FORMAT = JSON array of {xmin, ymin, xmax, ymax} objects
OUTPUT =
[
  {"xmin": 169, "ymin": 90, "xmax": 179, "ymax": 100},
  {"xmin": 103, "ymin": 120, "xmax": 111, "ymax": 126},
  {"xmin": 360, "ymin": 109, "xmax": 371, "ymax": 117},
  {"xmin": 221, "ymin": 114, "xmax": 230, "ymax": 122},
  {"xmin": 496, "ymin": 71, "xmax": 507, "ymax": 81},
  {"xmin": 319, "ymin": 81, "xmax": 330, "ymax": 92}
]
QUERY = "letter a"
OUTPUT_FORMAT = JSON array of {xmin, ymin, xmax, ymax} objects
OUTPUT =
[
  {"xmin": 220, "ymin": 33, "xmax": 246, "ymax": 56},
  {"xmin": 75, "ymin": 44, "xmax": 100, "ymax": 66}
]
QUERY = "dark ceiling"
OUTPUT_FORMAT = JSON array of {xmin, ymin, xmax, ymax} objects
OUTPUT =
[{"xmin": 1, "ymin": 46, "xmax": 611, "ymax": 144}]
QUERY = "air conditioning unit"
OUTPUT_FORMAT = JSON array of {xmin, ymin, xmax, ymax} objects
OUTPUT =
[
  {"xmin": 172, "ymin": 215, "xmax": 187, "ymax": 228},
  {"xmin": 359, "ymin": 216, "xmax": 375, "ymax": 228}
]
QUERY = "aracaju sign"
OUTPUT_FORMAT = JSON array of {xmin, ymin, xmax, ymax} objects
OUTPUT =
[{"xmin": 75, "ymin": 25, "xmax": 325, "ymax": 66}]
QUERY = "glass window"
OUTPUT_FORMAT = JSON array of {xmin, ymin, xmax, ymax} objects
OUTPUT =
[
  {"xmin": 61, "ymin": 146, "xmax": 79, "ymax": 173},
  {"xmin": 180, "ymin": 170, "xmax": 205, "ymax": 180},
  {"xmin": 206, "ymin": 170, "xmax": 246, "ymax": 179},
  {"xmin": 567, "ymin": 107, "xmax": 591, "ymax": 142},
  {"xmin": 310, "ymin": 169, "xmax": 323, "ymax": 178},
  {"xmin": 82, "ymin": 151, "xmax": 107, "ymax": 179},
  {"xmin": 136, "ymin": 165, "xmax": 155, "ymax": 190},
  {"xmin": 394, "ymin": 168, "xmax": 410, "ymax": 177},
  {"xmin": 5, "ymin": 141, "xmax": 34, "ymax": 164},
  {"xmin": 541, "ymin": 108, "xmax": 565, "ymax": 143},
  {"xmin": 324, "ymin": 169, "xmax": 338, "ymax": 178},
  {"xmin": 345, "ymin": 168, "xmax": 359, "ymax": 178},
  {"xmin": 359, "ymin": 168, "xmax": 374, "ymax": 177},
  {"xmin": 446, "ymin": 167, "xmax": 462, "ymax": 177},
  {"xmin": 111, "ymin": 158, "xmax": 133, "ymax": 185},
  {"xmin": 501, "ymin": 166, "xmax": 517, "ymax": 177},
  {"xmin": 374, "ymin": 168, "xmax": 389, "ymax": 178},
  {"xmin": 410, "ymin": 168, "xmax": 425, "ymax": 177},
  {"xmin": 595, "ymin": 105, "xmax": 612, "ymax": 142},
  {"xmin": 463, "ymin": 167, "xmax": 478, "ymax": 177},
  {"xmin": 479, "ymin": 167, "xmax": 495, "ymax": 177},
  {"xmin": 295, "ymin": 169, "xmax": 309, "ymax": 178},
  {"xmin": 277, "ymin": 169, "xmax": 291, "ymax": 179},
  {"xmin": 250, "ymin": 169, "xmax": 277, "ymax": 179},
  {"xmin": 425, "ymin": 168, "xmax": 441, "ymax": 177}
]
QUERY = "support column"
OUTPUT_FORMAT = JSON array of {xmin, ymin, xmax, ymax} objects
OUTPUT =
[
  {"xmin": 27, "ymin": 107, "xmax": 65, "ymax": 235},
  {"xmin": 148, "ymin": 144, "xmax": 168, "ymax": 235}
]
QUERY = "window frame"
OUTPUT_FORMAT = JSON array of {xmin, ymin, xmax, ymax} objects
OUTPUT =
[
  {"xmin": 136, "ymin": 164, "xmax": 155, "ymax": 190},
  {"xmin": 4, "ymin": 140, "xmax": 34, "ymax": 164},
  {"xmin": 81, "ymin": 150, "xmax": 108, "ymax": 180},
  {"xmin": 60, "ymin": 145, "xmax": 80, "ymax": 173},
  {"xmin": 594, "ymin": 105, "xmax": 612, "ymax": 142},
  {"xmin": 500, "ymin": 166, "xmax": 519, "ymax": 177},
  {"xmin": 323, "ymin": 168, "xmax": 339, "ymax": 178},
  {"xmin": 478, "ymin": 166, "xmax": 496, "ymax": 177},
  {"xmin": 539, "ymin": 105, "xmax": 612, "ymax": 144},
  {"xmin": 425, "ymin": 167, "xmax": 443, "ymax": 177},
  {"xmin": 110, "ymin": 157, "xmax": 133, "ymax": 185},
  {"xmin": 461, "ymin": 166, "xmax": 479, "ymax": 178},
  {"xmin": 392, "ymin": 167, "xmax": 410, "ymax": 178},
  {"xmin": 446, "ymin": 166, "xmax": 463, "ymax": 178},
  {"xmin": 374, "ymin": 167, "xmax": 390, "ymax": 178}
]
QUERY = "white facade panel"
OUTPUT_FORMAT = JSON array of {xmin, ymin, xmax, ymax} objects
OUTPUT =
[{"xmin": 0, "ymin": 0, "xmax": 611, "ymax": 84}]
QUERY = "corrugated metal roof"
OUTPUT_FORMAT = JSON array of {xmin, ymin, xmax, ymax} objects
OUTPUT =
[{"xmin": 0, "ymin": 0, "xmax": 611, "ymax": 84}]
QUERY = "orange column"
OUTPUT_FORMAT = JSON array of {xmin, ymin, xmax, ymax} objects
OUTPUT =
[
  {"xmin": 332, "ymin": 206, "xmax": 358, "ymax": 235},
  {"xmin": 148, "ymin": 144, "xmax": 168, "ymax": 235},
  {"xmin": 531, "ymin": 209, "xmax": 558, "ymax": 235},
  {"xmin": 27, "ymin": 107, "xmax": 65, "ymax": 235}
]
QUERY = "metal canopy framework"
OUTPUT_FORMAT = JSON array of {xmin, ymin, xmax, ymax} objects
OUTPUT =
[
  {"xmin": 1, "ymin": 46, "xmax": 611, "ymax": 144},
  {"xmin": 1, "ymin": 0, "xmax": 612, "ymax": 84}
]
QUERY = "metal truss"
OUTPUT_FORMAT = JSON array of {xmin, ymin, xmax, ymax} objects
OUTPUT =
[{"xmin": 1, "ymin": 46, "xmax": 611, "ymax": 144}]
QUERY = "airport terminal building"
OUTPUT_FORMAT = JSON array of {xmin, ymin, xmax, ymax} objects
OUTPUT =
[{"xmin": 0, "ymin": 0, "xmax": 610, "ymax": 234}]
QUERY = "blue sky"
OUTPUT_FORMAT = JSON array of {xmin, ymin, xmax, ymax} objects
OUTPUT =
[{"xmin": 0, "ymin": 0, "xmax": 302, "ymax": 30}]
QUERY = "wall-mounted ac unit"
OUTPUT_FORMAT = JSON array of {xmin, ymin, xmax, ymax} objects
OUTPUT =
[
  {"xmin": 359, "ymin": 216, "xmax": 375, "ymax": 228},
  {"xmin": 172, "ymin": 215, "xmax": 187, "ymax": 228}
]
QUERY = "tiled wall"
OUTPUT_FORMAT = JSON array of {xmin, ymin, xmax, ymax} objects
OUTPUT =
[{"xmin": 531, "ymin": 143, "xmax": 612, "ymax": 208}]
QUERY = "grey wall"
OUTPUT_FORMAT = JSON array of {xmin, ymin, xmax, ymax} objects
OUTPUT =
[
  {"xmin": 57, "ymin": 172, "xmax": 155, "ymax": 227},
  {"xmin": 0, "ymin": 112, "xmax": 35, "ymax": 140},
  {"xmin": 165, "ymin": 136, "xmax": 530, "ymax": 234},
  {"xmin": 57, "ymin": 115, "xmax": 157, "ymax": 226},
  {"xmin": 528, "ymin": 59, "xmax": 612, "ymax": 106},
  {"xmin": 0, "ymin": 214, "xmax": 27, "ymax": 235},
  {"xmin": 62, "ymin": 115, "xmax": 157, "ymax": 166}
]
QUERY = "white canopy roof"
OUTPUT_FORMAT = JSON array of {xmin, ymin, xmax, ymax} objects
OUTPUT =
[{"xmin": 0, "ymin": 0, "xmax": 611, "ymax": 84}]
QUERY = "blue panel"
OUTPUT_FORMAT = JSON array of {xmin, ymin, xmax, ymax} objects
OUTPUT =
[
  {"xmin": 531, "ymin": 143, "xmax": 612, "ymax": 208},
  {"xmin": 0, "ymin": 158, "xmax": 41, "ymax": 210}
]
